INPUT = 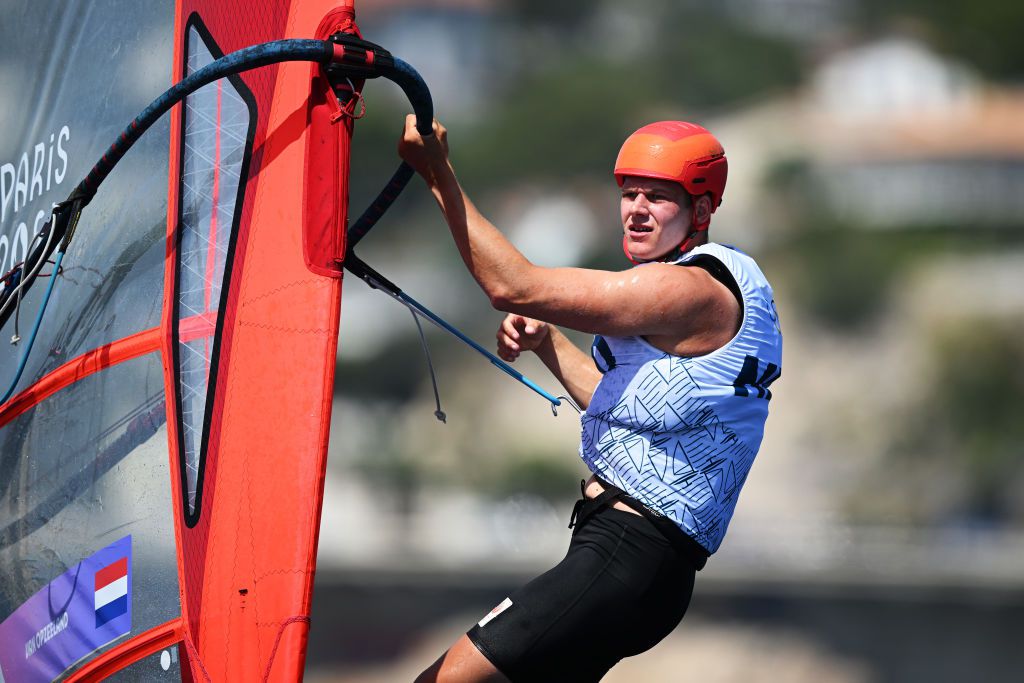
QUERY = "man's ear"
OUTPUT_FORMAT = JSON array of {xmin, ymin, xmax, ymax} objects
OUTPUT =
[{"xmin": 693, "ymin": 194, "xmax": 713, "ymax": 231}]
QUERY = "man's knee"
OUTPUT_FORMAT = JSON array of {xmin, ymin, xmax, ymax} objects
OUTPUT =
[{"xmin": 415, "ymin": 635, "xmax": 509, "ymax": 683}]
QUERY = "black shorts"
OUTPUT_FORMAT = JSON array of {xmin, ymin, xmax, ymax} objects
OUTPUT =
[{"xmin": 466, "ymin": 504, "xmax": 697, "ymax": 682}]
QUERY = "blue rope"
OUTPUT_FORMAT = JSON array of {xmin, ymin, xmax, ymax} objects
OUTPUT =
[
  {"xmin": 396, "ymin": 291, "xmax": 562, "ymax": 408},
  {"xmin": 1, "ymin": 251, "xmax": 64, "ymax": 404},
  {"xmin": 343, "ymin": 255, "xmax": 563, "ymax": 409}
]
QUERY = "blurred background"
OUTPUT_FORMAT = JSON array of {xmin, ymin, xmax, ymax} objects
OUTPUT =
[{"xmin": 308, "ymin": 1, "xmax": 1024, "ymax": 680}]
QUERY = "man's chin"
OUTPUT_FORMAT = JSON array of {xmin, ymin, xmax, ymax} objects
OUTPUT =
[{"xmin": 627, "ymin": 244, "xmax": 668, "ymax": 263}]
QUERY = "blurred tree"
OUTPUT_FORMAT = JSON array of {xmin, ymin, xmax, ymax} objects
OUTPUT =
[
  {"xmin": 450, "ymin": 2, "xmax": 803, "ymax": 187},
  {"xmin": 507, "ymin": 0, "xmax": 593, "ymax": 26},
  {"xmin": 454, "ymin": 58, "xmax": 654, "ymax": 186},
  {"xmin": 348, "ymin": 408, "xmax": 423, "ymax": 531},
  {"xmin": 337, "ymin": 336, "xmax": 450, "ymax": 404},
  {"xmin": 655, "ymin": 5, "xmax": 804, "ymax": 109},
  {"xmin": 863, "ymin": 0, "xmax": 1024, "ymax": 79},
  {"xmin": 895, "ymin": 319, "xmax": 1024, "ymax": 524},
  {"xmin": 765, "ymin": 159, "xmax": 1024, "ymax": 330},
  {"xmin": 778, "ymin": 225, "xmax": 1024, "ymax": 331},
  {"xmin": 780, "ymin": 224, "xmax": 904, "ymax": 330},
  {"xmin": 485, "ymin": 452, "xmax": 586, "ymax": 503}
]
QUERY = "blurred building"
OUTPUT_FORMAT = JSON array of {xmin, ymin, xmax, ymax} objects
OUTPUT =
[
  {"xmin": 810, "ymin": 38, "xmax": 1024, "ymax": 228},
  {"xmin": 714, "ymin": 37, "xmax": 1024, "ymax": 237},
  {"xmin": 723, "ymin": 0, "xmax": 853, "ymax": 42}
]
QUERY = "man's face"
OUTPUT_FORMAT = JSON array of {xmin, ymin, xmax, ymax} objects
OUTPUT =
[{"xmin": 619, "ymin": 176, "xmax": 692, "ymax": 262}]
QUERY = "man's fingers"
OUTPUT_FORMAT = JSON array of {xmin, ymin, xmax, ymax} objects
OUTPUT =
[
  {"xmin": 502, "ymin": 315, "xmax": 522, "ymax": 340},
  {"xmin": 522, "ymin": 320, "xmax": 546, "ymax": 339},
  {"xmin": 498, "ymin": 314, "xmax": 546, "ymax": 356},
  {"xmin": 496, "ymin": 329, "xmax": 519, "ymax": 353}
]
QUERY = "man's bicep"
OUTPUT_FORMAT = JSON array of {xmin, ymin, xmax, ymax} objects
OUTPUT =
[
  {"xmin": 513, "ymin": 265, "xmax": 728, "ymax": 338},
  {"xmin": 683, "ymin": 255, "xmax": 743, "ymax": 309},
  {"xmin": 649, "ymin": 265, "xmax": 740, "ymax": 338}
]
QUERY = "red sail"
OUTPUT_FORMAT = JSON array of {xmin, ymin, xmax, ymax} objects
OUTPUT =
[{"xmin": 0, "ymin": 1, "xmax": 356, "ymax": 680}]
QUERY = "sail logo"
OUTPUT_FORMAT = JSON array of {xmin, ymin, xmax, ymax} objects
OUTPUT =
[
  {"xmin": 94, "ymin": 558, "xmax": 129, "ymax": 628},
  {"xmin": 23, "ymin": 612, "xmax": 68, "ymax": 659},
  {"xmin": 0, "ymin": 536, "xmax": 132, "ymax": 683},
  {"xmin": 0, "ymin": 125, "xmax": 71, "ymax": 277}
]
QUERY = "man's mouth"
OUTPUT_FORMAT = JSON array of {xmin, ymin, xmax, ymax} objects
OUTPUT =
[{"xmin": 627, "ymin": 224, "xmax": 653, "ymax": 234}]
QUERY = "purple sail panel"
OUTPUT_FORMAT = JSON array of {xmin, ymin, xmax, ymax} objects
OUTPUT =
[{"xmin": 0, "ymin": 536, "xmax": 132, "ymax": 682}]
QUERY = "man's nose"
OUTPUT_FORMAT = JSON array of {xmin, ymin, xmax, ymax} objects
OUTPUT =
[{"xmin": 631, "ymin": 193, "xmax": 650, "ymax": 213}]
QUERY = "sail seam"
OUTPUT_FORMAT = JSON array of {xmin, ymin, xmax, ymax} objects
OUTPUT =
[{"xmin": 261, "ymin": 615, "xmax": 311, "ymax": 682}]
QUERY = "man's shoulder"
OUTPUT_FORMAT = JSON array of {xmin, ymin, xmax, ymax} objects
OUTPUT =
[{"xmin": 687, "ymin": 242, "xmax": 769, "ymax": 279}]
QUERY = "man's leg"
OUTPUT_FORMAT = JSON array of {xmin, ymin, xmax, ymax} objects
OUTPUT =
[{"xmin": 415, "ymin": 634, "xmax": 511, "ymax": 683}]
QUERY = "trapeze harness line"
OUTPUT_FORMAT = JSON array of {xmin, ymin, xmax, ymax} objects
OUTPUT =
[
  {"xmin": 343, "ymin": 254, "xmax": 567, "ymax": 420},
  {"xmin": 0, "ymin": 33, "xmax": 566, "ymax": 418},
  {"xmin": 339, "ymin": 150, "xmax": 568, "ymax": 418}
]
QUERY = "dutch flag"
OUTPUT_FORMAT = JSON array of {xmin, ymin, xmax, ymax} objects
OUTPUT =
[{"xmin": 94, "ymin": 558, "xmax": 129, "ymax": 628}]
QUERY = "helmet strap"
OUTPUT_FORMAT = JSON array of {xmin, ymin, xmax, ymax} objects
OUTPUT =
[
  {"xmin": 622, "ymin": 234, "xmax": 641, "ymax": 264},
  {"xmin": 666, "ymin": 224, "xmax": 708, "ymax": 261}
]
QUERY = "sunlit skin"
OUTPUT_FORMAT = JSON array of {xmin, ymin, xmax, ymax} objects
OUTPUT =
[
  {"xmin": 399, "ymin": 116, "xmax": 740, "ymax": 683},
  {"xmin": 619, "ymin": 176, "xmax": 694, "ymax": 262},
  {"xmin": 415, "ymin": 637, "xmax": 511, "ymax": 683}
]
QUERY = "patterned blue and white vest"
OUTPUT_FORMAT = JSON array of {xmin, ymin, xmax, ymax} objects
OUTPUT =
[{"xmin": 580, "ymin": 243, "xmax": 782, "ymax": 554}]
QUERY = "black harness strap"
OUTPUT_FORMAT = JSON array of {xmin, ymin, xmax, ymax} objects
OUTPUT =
[
  {"xmin": 568, "ymin": 480, "xmax": 622, "ymax": 530},
  {"xmin": 571, "ymin": 476, "xmax": 710, "ymax": 571}
]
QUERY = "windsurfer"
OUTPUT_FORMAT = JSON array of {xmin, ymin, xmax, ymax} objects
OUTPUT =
[{"xmin": 400, "ymin": 116, "xmax": 782, "ymax": 683}]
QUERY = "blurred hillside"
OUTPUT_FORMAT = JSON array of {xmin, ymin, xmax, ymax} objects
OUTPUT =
[{"xmin": 313, "ymin": 1, "xmax": 1024, "ymax": 679}]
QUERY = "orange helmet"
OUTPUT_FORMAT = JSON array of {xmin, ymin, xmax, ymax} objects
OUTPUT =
[{"xmin": 614, "ymin": 121, "xmax": 728, "ymax": 212}]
